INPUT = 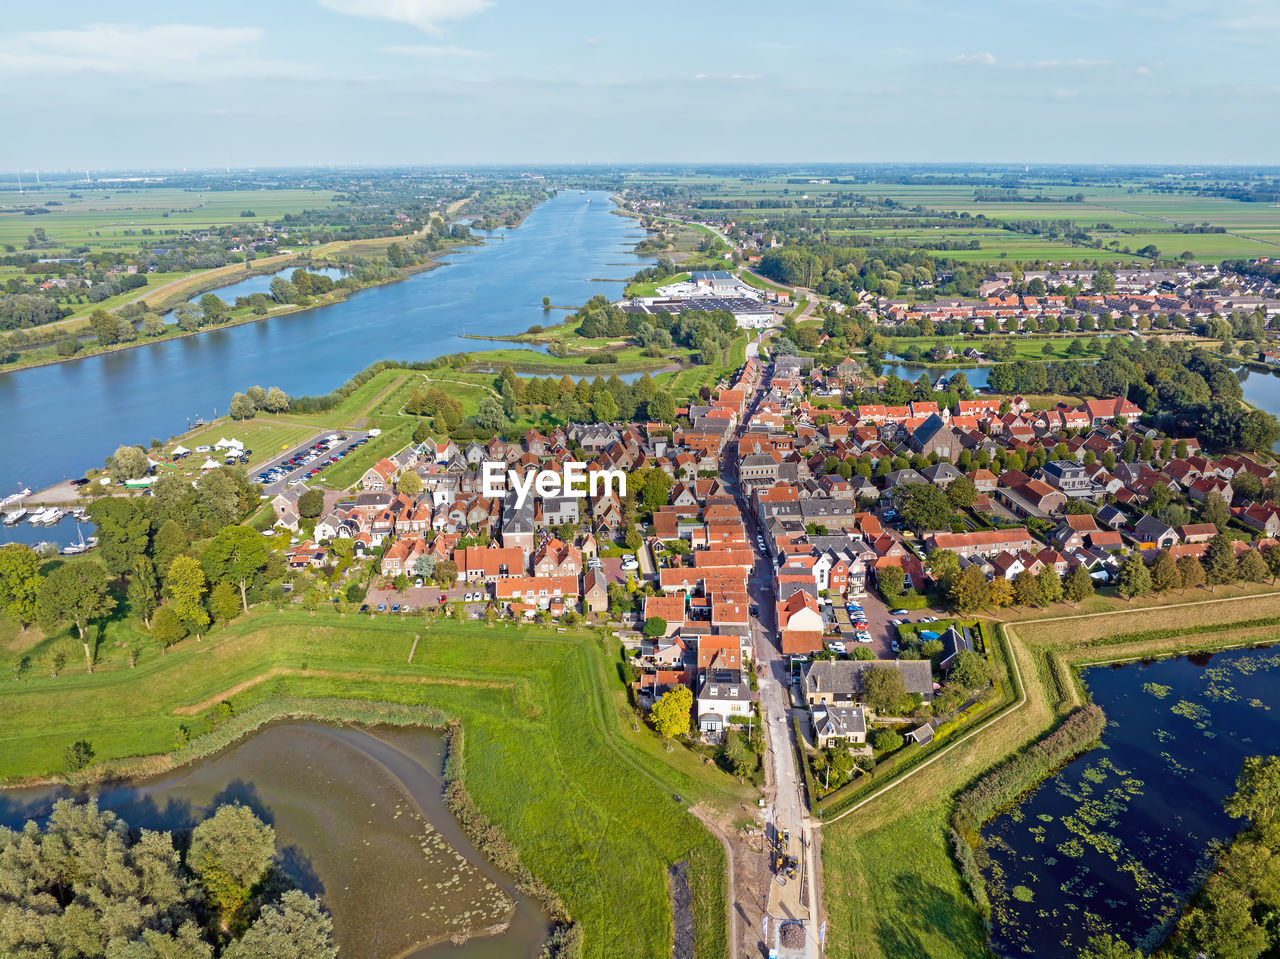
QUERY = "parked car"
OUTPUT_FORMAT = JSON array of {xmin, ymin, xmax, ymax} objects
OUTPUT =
[
  {"xmin": 620, "ymin": 554, "xmax": 639, "ymax": 571},
  {"xmin": 359, "ymin": 604, "xmax": 369, "ymax": 613},
  {"xmin": 376, "ymin": 603, "xmax": 387, "ymax": 612},
  {"xmin": 414, "ymin": 577, "xmax": 424, "ymax": 588},
  {"xmin": 891, "ymin": 639, "xmax": 900, "ymax": 652},
  {"xmin": 890, "ymin": 608, "xmax": 910, "ymax": 616}
]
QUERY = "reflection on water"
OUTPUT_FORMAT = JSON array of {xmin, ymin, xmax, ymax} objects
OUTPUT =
[{"xmin": 0, "ymin": 723, "xmax": 549, "ymax": 959}]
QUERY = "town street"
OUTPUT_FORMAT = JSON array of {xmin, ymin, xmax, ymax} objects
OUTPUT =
[{"xmin": 723, "ymin": 347, "xmax": 823, "ymax": 959}]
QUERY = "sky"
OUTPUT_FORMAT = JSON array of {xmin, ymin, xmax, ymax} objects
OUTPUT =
[{"xmin": 2, "ymin": 0, "xmax": 1279, "ymax": 171}]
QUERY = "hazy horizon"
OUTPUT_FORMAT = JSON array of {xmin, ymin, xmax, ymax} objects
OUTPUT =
[{"xmin": 3, "ymin": 0, "xmax": 1279, "ymax": 171}]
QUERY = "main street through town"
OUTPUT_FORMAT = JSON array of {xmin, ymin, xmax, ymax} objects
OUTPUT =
[{"xmin": 722, "ymin": 332, "xmax": 824, "ymax": 959}]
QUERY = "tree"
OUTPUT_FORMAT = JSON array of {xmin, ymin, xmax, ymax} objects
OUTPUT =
[
  {"xmin": 927, "ymin": 549, "xmax": 960, "ymax": 590},
  {"xmin": 1265, "ymin": 543, "xmax": 1280, "ymax": 583},
  {"xmin": 0, "ymin": 542, "xmax": 42, "ymax": 628},
  {"xmin": 877, "ymin": 566, "xmax": 906, "ymax": 600},
  {"xmin": 1150, "ymin": 550, "xmax": 1180, "ymax": 592},
  {"xmin": 949, "ymin": 564, "xmax": 990, "ymax": 613},
  {"xmin": 897, "ymin": 482, "xmax": 952, "ymax": 533},
  {"xmin": 223, "ymin": 890, "xmax": 337, "ymax": 959},
  {"xmin": 1076, "ymin": 933, "xmax": 1147, "ymax": 959},
  {"xmin": 648, "ymin": 389, "xmax": 677, "ymax": 423},
  {"xmin": 946, "ymin": 475, "xmax": 977, "ymax": 510},
  {"xmin": 642, "ymin": 616, "xmax": 667, "ymax": 638},
  {"xmin": 129, "ymin": 555, "xmax": 159, "ymax": 628},
  {"xmin": 112, "ymin": 444, "xmax": 151, "ymax": 480},
  {"xmin": 297, "ymin": 488, "xmax": 324, "ymax": 519},
  {"xmin": 1237, "ymin": 548, "xmax": 1268, "ymax": 584},
  {"xmin": 264, "ymin": 386, "xmax": 291, "ymax": 413},
  {"xmin": 201, "ymin": 525, "xmax": 270, "ymax": 613},
  {"xmin": 949, "ymin": 649, "xmax": 991, "ymax": 691},
  {"xmin": 1037, "ymin": 566, "xmax": 1064, "ymax": 605},
  {"xmin": 987, "ymin": 576, "xmax": 1014, "ymax": 609},
  {"xmin": 1116, "ymin": 553, "xmax": 1152, "ymax": 600},
  {"xmin": 397, "ymin": 471, "xmax": 423, "ymax": 497},
  {"xmin": 593, "ymin": 389, "xmax": 617, "ymax": 423},
  {"xmin": 189, "ymin": 803, "xmax": 276, "ymax": 924},
  {"xmin": 1203, "ymin": 491, "xmax": 1231, "ymax": 532},
  {"xmin": 1064, "ymin": 564, "xmax": 1094, "ymax": 603},
  {"xmin": 433, "ymin": 559, "xmax": 458, "ymax": 589},
  {"xmin": 651, "ymin": 686, "xmax": 692, "ymax": 740},
  {"xmin": 151, "ymin": 605, "xmax": 188, "ymax": 650},
  {"xmin": 1224, "ymin": 755, "xmax": 1280, "ymax": 825},
  {"xmin": 210, "ymin": 582, "xmax": 240, "ymax": 624},
  {"xmin": 871, "ymin": 728, "xmax": 904, "ymax": 752},
  {"xmin": 166, "ymin": 555, "xmax": 209, "ymax": 640},
  {"xmin": 1012, "ymin": 569, "xmax": 1043, "ymax": 607},
  {"xmin": 62, "ymin": 739, "xmax": 95, "ymax": 774},
  {"xmin": 88, "ymin": 496, "xmax": 152, "ymax": 578},
  {"xmin": 862, "ymin": 665, "xmax": 908, "ymax": 716},
  {"xmin": 1177, "ymin": 554, "xmax": 1207, "ymax": 592},
  {"xmin": 474, "ymin": 397, "xmax": 506, "ymax": 432},
  {"xmin": 229, "ymin": 392, "xmax": 256, "ymax": 420},
  {"xmin": 37, "ymin": 563, "xmax": 115, "ymax": 673},
  {"xmin": 1204, "ymin": 531, "xmax": 1238, "ymax": 588}
]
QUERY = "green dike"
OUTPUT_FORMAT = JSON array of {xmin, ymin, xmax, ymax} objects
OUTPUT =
[{"xmin": 0, "ymin": 611, "xmax": 745, "ymax": 959}]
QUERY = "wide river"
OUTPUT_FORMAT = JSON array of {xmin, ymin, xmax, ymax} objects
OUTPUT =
[{"xmin": 0, "ymin": 191, "xmax": 649, "ymax": 494}]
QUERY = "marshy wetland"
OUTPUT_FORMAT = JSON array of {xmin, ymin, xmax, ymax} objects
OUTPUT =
[
  {"xmin": 0, "ymin": 722, "xmax": 549, "ymax": 959},
  {"xmin": 980, "ymin": 645, "xmax": 1280, "ymax": 957}
]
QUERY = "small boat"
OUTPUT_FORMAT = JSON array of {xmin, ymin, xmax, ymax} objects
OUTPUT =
[
  {"xmin": 35, "ymin": 508, "xmax": 65, "ymax": 526},
  {"xmin": 3, "ymin": 508, "xmax": 26, "ymax": 525},
  {"xmin": 60, "ymin": 542, "xmax": 87, "ymax": 555},
  {"xmin": 26, "ymin": 507, "xmax": 52, "ymax": 525},
  {"xmin": 72, "ymin": 508, "xmax": 89, "ymax": 521}
]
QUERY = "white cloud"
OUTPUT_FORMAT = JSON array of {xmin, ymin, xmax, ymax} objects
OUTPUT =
[
  {"xmin": 382, "ymin": 44, "xmax": 488, "ymax": 57},
  {"xmin": 318, "ymin": 0, "xmax": 492, "ymax": 36},
  {"xmin": 949, "ymin": 52, "xmax": 997, "ymax": 66},
  {"xmin": 0, "ymin": 24, "xmax": 318, "ymax": 79}
]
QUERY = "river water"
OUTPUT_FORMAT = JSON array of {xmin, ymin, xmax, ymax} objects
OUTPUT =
[
  {"xmin": 0, "ymin": 723, "xmax": 549, "ymax": 959},
  {"xmin": 980, "ymin": 645, "xmax": 1280, "ymax": 957},
  {"xmin": 0, "ymin": 191, "xmax": 649, "ymax": 494},
  {"xmin": 184, "ymin": 266, "xmax": 348, "ymax": 307}
]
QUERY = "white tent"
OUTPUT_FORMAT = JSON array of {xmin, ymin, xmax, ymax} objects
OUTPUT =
[
  {"xmin": 171, "ymin": 445, "xmax": 190, "ymax": 456},
  {"xmin": 200, "ymin": 457, "xmax": 220, "ymax": 470},
  {"xmin": 214, "ymin": 438, "xmax": 244, "ymax": 451},
  {"xmin": 147, "ymin": 457, "xmax": 161, "ymax": 467}
]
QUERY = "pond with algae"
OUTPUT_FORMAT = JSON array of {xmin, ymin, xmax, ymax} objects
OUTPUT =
[
  {"xmin": 0, "ymin": 723, "xmax": 550, "ymax": 959},
  {"xmin": 980, "ymin": 645, "xmax": 1280, "ymax": 957}
]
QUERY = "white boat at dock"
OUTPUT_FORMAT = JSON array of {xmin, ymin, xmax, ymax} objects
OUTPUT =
[
  {"xmin": 26, "ymin": 507, "xmax": 65, "ymax": 526},
  {"xmin": 26, "ymin": 508, "xmax": 52, "ymax": 525},
  {"xmin": 3, "ymin": 508, "xmax": 26, "ymax": 525},
  {"xmin": 1, "ymin": 488, "xmax": 31, "ymax": 509}
]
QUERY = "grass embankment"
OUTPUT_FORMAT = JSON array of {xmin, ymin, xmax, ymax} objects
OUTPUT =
[
  {"xmin": 0, "ymin": 611, "xmax": 750, "ymax": 959},
  {"xmin": 818, "ymin": 588, "xmax": 1280, "ymax": 959}
]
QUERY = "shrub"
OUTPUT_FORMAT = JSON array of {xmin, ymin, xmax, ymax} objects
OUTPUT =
[{"xmin": 871, "ymin": 729, "xmax": 904, "ymax": 753}]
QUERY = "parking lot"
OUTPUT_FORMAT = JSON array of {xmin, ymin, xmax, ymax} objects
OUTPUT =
[{"xmin": 255, "ymin": 430, "xmax": 372, "ymax": 494}]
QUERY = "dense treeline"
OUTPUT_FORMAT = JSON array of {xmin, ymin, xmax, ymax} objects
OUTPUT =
[
  {"xmin": 0, "ymin": 799, "xmax": 336, "ymax": 958},
  {"xmin": 573, "ymin": 293, "xmax": 737, "ymax": 363},
  {"xmin": 983, "ymin": 338, "xmax": 1280, "ymax": 452}
]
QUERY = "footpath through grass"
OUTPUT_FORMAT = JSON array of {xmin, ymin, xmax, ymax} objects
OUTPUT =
[
  {"xmin": 0, "ymin": 611, "xmax": 749, "ymax": 959},
  {"xmin": 817, "ymin": 587, "xmax": 1280, "ymax": 959}
]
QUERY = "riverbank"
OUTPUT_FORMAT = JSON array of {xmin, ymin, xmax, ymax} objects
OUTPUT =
[{"xmin": 0, "ymin": 256, "xmax": 454, "ymax": 376}]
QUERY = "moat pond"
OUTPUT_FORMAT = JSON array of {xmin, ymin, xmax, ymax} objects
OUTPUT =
[
  {"xmin": 980, "ymin": 645, "xmax": 1280, "ymax": 957},
  {"xmin": 0, "ymin": 723, "xmax": 549, "ymax": 959}
]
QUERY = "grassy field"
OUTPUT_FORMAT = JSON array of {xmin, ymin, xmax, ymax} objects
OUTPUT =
[
  {"xmin": 625, "ymin": 173, "xmax": 1280, "ymax": 264},
  {"xmin": 0, "ymin": 610, "xmax": 751, "ymax": 958},
  {"xmin": 817, "ymin": 586, "xmax": 1280, "ymax": 959},
  {"xmin": 0, "ymin": 187, "xmax": 338, "ymax": 254}
]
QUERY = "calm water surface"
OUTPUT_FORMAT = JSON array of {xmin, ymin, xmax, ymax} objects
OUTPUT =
[
  {"xmin": 981, "ymin": 645, "xmax": 1280, "ymax": 957},
  {"xmin": 0, "ymin": 192, "xmax": 648, "ymax": 493},
  {"xmin": 0, "ymin": 723, "xmax": 549, "ymax": 959},
  {"xmin": 184, "ymin": 266, "xmax": 347, "ymax": 307}
]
